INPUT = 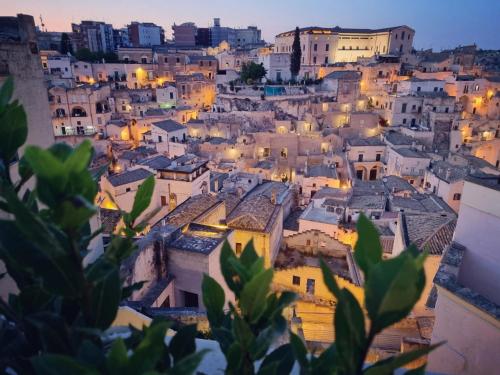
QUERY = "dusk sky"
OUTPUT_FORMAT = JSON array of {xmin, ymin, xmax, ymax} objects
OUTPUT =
[{"xmin": 5, "ymin": 0, "xmax": 500, "ymax": 50}]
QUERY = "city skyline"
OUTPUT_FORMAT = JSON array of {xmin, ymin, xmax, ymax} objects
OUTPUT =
[{"xmin": 6, "ymin": 0, "xmax": 500, "ymax": 50}]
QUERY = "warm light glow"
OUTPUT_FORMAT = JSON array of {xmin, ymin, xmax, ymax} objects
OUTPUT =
[{"xmin": 487, "ymin": 90, "xmax": 494, "ymax": 99}]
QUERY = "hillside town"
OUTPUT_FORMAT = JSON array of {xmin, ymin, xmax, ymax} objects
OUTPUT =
[{"xmin": 1, "ymin": 10, "xmax": 500, "ymax": 374}]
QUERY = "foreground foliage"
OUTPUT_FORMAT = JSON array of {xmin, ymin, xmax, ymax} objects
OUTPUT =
[{"xmin": 0, "ymin": 77, "xmax": 439, "ymax": 374}]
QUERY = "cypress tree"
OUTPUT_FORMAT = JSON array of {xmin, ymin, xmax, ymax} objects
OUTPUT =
[
  {"xmin": 290, "ymin": 26, "xmax": 301, "ymax": 81},
  {"xmin": 60, "ymin": 33, "xmax": 73, "ymax": 55}
]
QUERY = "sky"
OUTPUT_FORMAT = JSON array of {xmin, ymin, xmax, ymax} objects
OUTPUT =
[{"xmin": 4, "ymin": 0, "xmax": 500, "ymax": 50}]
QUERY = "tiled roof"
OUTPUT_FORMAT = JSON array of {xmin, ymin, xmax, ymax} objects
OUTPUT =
[
  {"xmin": 323, "ymin": 70, "xmax": 361, "ymax": 80},
  {"xmin": 393, "ymin": 148, "xmax": 430, "ymax": 159},
  {"xmin": 348, "ymin": 195, "xmax": 387, "ymax": 210},
  {"xmin": 305, "ymin": 165, "xmax": 338, "ymax": 179},
  {"xmin": 139, "ymin": 155, "xmax": 172, "ymax": 170},
  {"xmin": 347, "ymin": 136, "xmax": 385, "ymax": 147},
  {"xmin": 430, "ymin": 161, "xmax": 469, "ymax": 183},
  {"xmin": 152, "ymin": 119, "xmax": 185, "ymax": 132},
  {"xmin": 107, "ymin": 168, "xmax": 153, "ymax": 187},
  {"xmin": 158, "ymin": 194, "xmax": 220, "ymax": 228},
  {"xmin": 404, "ymin": 213, "xmax": 456, "ymax": 255},
  {"xmin": 227, "ymin": 195, "xmax": 280, "ymax": 232}
]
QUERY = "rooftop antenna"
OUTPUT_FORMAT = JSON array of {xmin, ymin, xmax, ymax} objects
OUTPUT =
[{"xmin": 39, "ymin": 14, "xmax": 46, "ymax": 32}]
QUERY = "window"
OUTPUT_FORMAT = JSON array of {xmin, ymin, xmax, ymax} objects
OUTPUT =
[
  {"xmin": 358, "ymin": 154, "xmax": 364, "ymax": 162},
  {"xmin": 306, "ymin": 279, "xmax": 315, "ymax": 295},
  {"xmin": 161, "ymin": 195, "xmax": 167, "ymax": 206},
  {"xmin": 306, "ymin": 239, "xmax": 311, "ymax": 246},
  {"xmin": 324, "ymin": 56, "xmax": 328, "ymax": 64},
  {"xmin": 169, "ymin": 92, "xmax": 174, "ymax": 99},
  {"xmin": 126, "ymin": 187, "xmax": 131, "ymax": 192},
  {"xmin": 122, "ymin": 105, "xmax": 126, "ymax": 111},
  {"xmin": 376, "ymin": 154, "xmax": 381, "ymax": 161},
  {"xmin": 235, "ymin": 243, "xmax": 242, "ymax": 255},
  {"xmin": 402, "ymin": 103, "xmax": 407, "ymax": 113},
  {"xmin": 293, "ymin": 276, "xmax": 300, "ymax": 286},
  {"xmin": 325, "ymin": 44, "xmax": 329, "ymax": 51},
  {"xmin": 313, "ymin": 43, "xmax": 317, "ymax": 51},
  {"xmin": 417, "ymin": 87, "xmax": 421, "ymax": 92},
  {"xmin": 132, "ymin": 73, "xmax": 137, "ymax": 78},
  {"xmin": 453, "ymin": 193, "xmax": 461, "ymax": 201},
  {"xmin": 164, "ymin": 57, "xmax": 168, "ymax": 63},
  {"xmin": 403, "ymin": 118, "xmax": 407, "ymax": 124},
  {"xmin": 313, "ymin": 56, "xmax": 317, "ymax": 64},
  {"xmin": 183, "ymin": 291, "xmax": 198, "ymax": 308},
  {"xmin": 158, "ymin": 135, "xmax": 162, "ymax": 142}
]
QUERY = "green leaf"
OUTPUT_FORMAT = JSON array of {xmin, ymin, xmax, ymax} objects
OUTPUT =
[
  {"xmin": 128, "ymin": 319, "xmax": 170, "ymax": 373},
  {"xmin": 86, "ymin": 259, "xmax": 121, "ymax": 329},
  {"xmin": 365, "ymin": 251, "xmax": 426, "ymax": 334},
  {"xmin": 258, "ymin": 344, "xmax": 295, "ymax": 375},
  {"xmin": 320, "ymin": 258, "xmax": 341, "ymax": 298},
  {"xmin": 219, "ymin": 240, "xmax": 240, "ymax": 294},
  {"xmin": 363, "ymin": 343, "xmax": 443, "ymax": 375},
  {"xmin": 122, "ymin": 280, "xmax": 147, "ymax": 300},
  {"xmin": 31, "ymin": 354, "xmax": 98, "ymax": 375},
  {"xmin": 26, "ymin": 312, "xmax": 73, "ymax": 354},
  {"xmin": 334, "ymin": 289, "xmax": 366, "ymax": 374},
  {"xmin": 311, "ymin": 344, "xmax": 337, "ymax": 373},
  {"xmin": 129, "ymin": 175, "xmax": 155, "ymax": 224},
  {"xmin": 169, "ymin": 324, "xmax": 198, "ymax": 363},
  {"xmin": 168, "ymin": 349, "xmax": 209, "ymax": 375},
  {"xmin": 106, "ymin": 338, "xmax": 128, "ymax": 375},
  {"xmin": 64, "ymin": 140, "xmax": 93, "ymax": 173},
  {"xmin": 202, "ymin": 274, "xmax": 225, "ymax": 326},
  {"xmin": 240, "ymin": 239, "xmax": 258, "ymax": 267},
  {"xmin": 0, "ymin": 75, "xmax": 14, "ymax": 106},
  {"xmin": 226, "ymin": 342, "xmax": 244, "ymax": 372},
  {"xmin": 239, "ymin": 268, "xmax": 273, "ymax": 323},
  {"xmin": 354, "ymin": 213, "xmax": 383, "ymax": 277},
  {"xmin": 0, "ymin": 101, "xmax": 28, "ymax": 162},
  {"xmin": 289, "ymin": 332, "xmax": 308, "ymax": 369}
]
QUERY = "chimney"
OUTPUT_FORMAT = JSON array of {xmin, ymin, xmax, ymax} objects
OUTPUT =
[
  {"xmin": 445, "ymin": 168, "xmax": 451, "ymax": 181},
  {"xmin": 271, "ymin": 189, "xmax": 277, "ymax": 204}
]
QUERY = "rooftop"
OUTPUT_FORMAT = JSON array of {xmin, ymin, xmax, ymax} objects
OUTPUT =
[
  {"xmin": 169, "ymin": 223, "xmax": 228, "ymax": 255},
  {"xmin": 403, "ymin": 213, "xmax": 456, "ymax": 255},
  {"xmin": 152, "ymin": 119, "xmax": 185, "ymax": 132},
  {"xmin": 347, "ymin": 136, "xmax": 385, "ymax": 147},
  {"xmin": 300, "ymin": 204, "xmax": 341, "ymax": 225},
  {"xmin": 227, "ymin": 194, "xmax": 281, "ymax": 232},
  {"xmin": 348, "ymin": 195, "xmax": 387, "ymax": 210},
  {"xmin": 305, "ymin": 165, "xmax": 338, "ymax": 179},
  {"xmin": 107, "ymin": 168, "xmax": 153, "ymax": 187},
  {"xmin": 139, "ymin": 155, "xmax": 172, "ymax": 170},
  {"xmin": 393, "ymin": 148, "xmax": 430, "ymax": 159},
  {"xmin": 323, "ymin": 70, "xmax": 361, "ymax": 81},
  {"xmin": 433, "ymin": 242, "xmax": 500, "ymax": 319},
  {"xmin": 384, "ymin": 130, "xmax": 418, "ymax": 146}
]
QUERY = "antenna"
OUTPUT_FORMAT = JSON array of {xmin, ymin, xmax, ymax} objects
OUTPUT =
[{"xmin": 39, "ymin": 14, "xmax": 46, "ymax": 32}]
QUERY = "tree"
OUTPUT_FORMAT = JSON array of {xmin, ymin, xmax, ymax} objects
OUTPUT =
[
  {"xmin": 75, "ymin": 47, "xmax": 94, "ymax": 62},
  {"xmin": 60, "ymin": 33, "xmax": 73, "ymax": 55},
  {"xmin": 240, "ymin": 62, "xmax": 266, "ymax": 84},
  {"xmin": 290, "ymin": 26, "xmax": 302, "ymax": 80}
]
